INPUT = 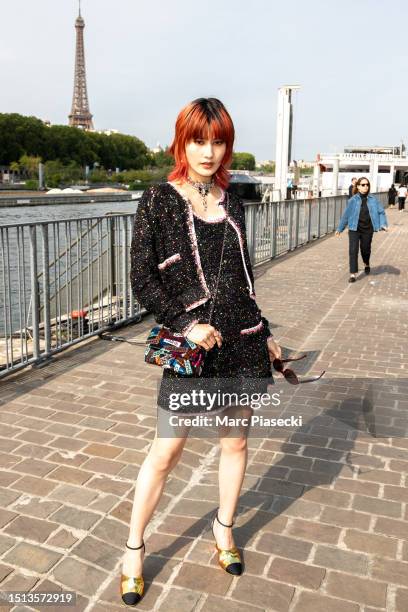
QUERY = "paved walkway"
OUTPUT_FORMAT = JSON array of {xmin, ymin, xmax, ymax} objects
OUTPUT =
[{"xmin": 0, "ymin": 207, "xmax": 407, "ymax": 611}]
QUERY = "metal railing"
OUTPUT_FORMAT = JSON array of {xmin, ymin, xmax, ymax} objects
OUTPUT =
[
  {"xmin": 246, "ymin": 192, "xmax": 387, "ymax": 265},
  {"xmin": 0, "ymin": 214, "xmax": 144, "ymax": 378},
  {"xmin": 0, "ymin": 192, "xmax": 388, "ymax": 378}
]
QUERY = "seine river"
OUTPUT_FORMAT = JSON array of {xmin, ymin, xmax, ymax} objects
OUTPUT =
[
  {"xmin": 0, "ymin": 197, "xmax": 141, "ymax": 226},
  {"xmin": 0, "ymin": 197, "xmax": 143, "ymax": 336}
]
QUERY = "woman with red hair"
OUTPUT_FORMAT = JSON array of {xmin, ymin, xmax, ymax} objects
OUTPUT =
[{"xmin": 122, "ymin": 98, "xmax": 281, "ymax": 605}]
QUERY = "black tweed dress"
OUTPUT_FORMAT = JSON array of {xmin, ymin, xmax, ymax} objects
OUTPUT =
[{"xmin": 158, "ymin": 200, "xmax": 274, "ymax": 414}]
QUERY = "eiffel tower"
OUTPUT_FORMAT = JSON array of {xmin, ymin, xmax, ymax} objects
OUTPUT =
[{"xmin": 68, "ymin": 1, "xmax": 94, "ymax": 130}]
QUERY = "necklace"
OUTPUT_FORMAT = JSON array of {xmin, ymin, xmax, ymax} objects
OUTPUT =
[{"xmin": 186, "ymin": 176, "xmax": 215, "ymax": 212}]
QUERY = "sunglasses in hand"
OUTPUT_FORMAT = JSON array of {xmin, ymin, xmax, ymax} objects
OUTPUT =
[{"xmin": 272, "ymin": 354, "xmax": 325, "ymax": 385}]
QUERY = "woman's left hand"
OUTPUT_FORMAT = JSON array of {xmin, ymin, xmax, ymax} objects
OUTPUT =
[{"xmin": 267, "ymin": 336, "xmax": 281, "ymax": 362}]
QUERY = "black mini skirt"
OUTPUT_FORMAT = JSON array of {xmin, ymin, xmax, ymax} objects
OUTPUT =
[{"xmin": 157, "ymin": 333, "xmax": 274, "ymax": 414}]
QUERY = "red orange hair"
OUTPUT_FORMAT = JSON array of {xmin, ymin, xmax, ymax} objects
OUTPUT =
[{"xmin": 168, "ymin": 98, "xmax": 235, "ymax": 190}]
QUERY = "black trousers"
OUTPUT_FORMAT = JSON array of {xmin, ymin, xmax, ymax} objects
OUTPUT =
[
  {"xmin": 348, "ymin": 230, "xmax": 373, "ymax": 273},
  {"xmin": 398, "ymin": 197, "xmax": 406, "ymax": 210}
]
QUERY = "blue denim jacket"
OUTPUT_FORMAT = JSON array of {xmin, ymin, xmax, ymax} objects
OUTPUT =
[{"xmin": 337, "ymin": 194, "xmax": 388, "ymax": 232}]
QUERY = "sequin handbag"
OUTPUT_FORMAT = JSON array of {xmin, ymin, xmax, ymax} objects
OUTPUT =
[{"xmin": 144, "ymin": 194, "xmax": 229, "ymax": 376}]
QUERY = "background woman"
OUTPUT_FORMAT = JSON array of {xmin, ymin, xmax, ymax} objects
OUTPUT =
[
  {"xmin": 122, "ymin": 97, "xmax": 281, "ymax": 606},
  {"xmin": 388, "ymin": 183, "xmax": 397, "ymax": 208},
  {"xmin": 335, "ymin": 176, "xmax": 388, "ymax": 282}
]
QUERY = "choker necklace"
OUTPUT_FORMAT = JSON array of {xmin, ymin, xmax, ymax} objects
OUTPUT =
[{"xmin": 186, "ymin": 176, "xmax": 215, "ymax": 212}]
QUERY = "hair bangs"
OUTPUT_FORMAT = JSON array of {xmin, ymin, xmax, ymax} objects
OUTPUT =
[
  {"xmin": 168, "ymin": 98, "xmax": 235, "ymax": 189},
  {"xmin": 186, "ymin": 106, "xmax": 231, "ymax": 144}
]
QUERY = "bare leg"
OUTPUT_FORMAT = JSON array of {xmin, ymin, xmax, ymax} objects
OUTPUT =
[
  {"xmin": 213, "ymin": 405, "xmax": 252, "ymax": 549},
  {"xmin": 122, "ymin": 428, "xmax": 189, "ymax": 576}
]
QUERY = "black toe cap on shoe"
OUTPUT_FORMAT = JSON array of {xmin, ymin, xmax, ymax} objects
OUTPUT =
[
  {"xmin": 226, "ymin": 562, "xmax": 243, "ymax": 575},
  {"xmin": 348, "ymin": 277, "xmax": 356, "ymax": 283},
  {"xmin": 121, "ymin": 592, "xmax": 142, "ymax": 606}
]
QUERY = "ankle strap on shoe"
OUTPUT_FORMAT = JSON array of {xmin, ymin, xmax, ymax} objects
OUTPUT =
[
  {"xmin": 216, "ymin": 511, "xmax": 234, "ymax": 528},
  {"xmin": 126, "ymin": 541, "xmax": 145, "ymax": 550}
]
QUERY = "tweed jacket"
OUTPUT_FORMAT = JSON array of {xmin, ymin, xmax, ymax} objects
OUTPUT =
[{"xmin": 130, "ymin": 182, "xmax": 272, "ymax": 337}]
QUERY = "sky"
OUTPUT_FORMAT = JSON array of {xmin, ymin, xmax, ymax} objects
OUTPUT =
[{"xmin": 1, "ymin": 0, "xmax": 408, "ymax": 162}]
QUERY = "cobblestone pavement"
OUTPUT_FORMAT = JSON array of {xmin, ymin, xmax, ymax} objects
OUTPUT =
[{"xmin": 0, "ymin": 208, "xmax": 407, "ymax": 611}]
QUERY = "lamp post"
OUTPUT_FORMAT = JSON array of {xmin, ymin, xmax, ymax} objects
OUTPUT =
[{"xmin": 274, "ymin": 85, "xmax": 301, "ymax": 201}]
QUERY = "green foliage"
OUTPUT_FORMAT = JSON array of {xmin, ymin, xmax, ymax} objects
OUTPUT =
[
  {"xmin": 88, "ymin": 169, "xmax": 110, "ymax": 184},
  {"xmin": 258, "ymin": 163, "xmax": 275, "ymax": 173},
  {"xmin": 25, "ymin": 179, "xmax": 39, "ymax": 190},
  {"xmin": 151, "ymin": 148, "xmax": 173, "ymax": 168},
  {"xmin": 0, "ymin": 113, "xmax": 179, "ymax": 191},
  {"xmin": 231, "ymin": 152, "xmax": 256, "ymax": 171},
  {"xmin": 44, "ymin": 160, "xmax": 84, "ymax": 187},
  {"xmin": 118, "ymin": 167, "xmax": 170, "ymax": 188},
  {"xmin": 19, "ymin": 154, "xmax": 41, "ymax": 178},
  {"xmin": 0, "ymin": 114, "xmax": 46, "ymax": 163},
  {"xmin": 0, "ymin": 113, "xmax": 151, "ymax": 170},
  {"xmin": 129, "ymin": 182, "xmax": 149, "ymax": 191}
]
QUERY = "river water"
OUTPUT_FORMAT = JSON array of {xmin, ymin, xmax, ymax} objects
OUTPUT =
[
  {"xmin": 0, "ymin": 197, "xmax": 141, "ymax": 226},
  {"xmin": 0, "ymin": 198, "xmax": 143, "ymax": 336}
]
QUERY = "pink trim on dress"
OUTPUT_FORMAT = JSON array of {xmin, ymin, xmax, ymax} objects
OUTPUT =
[
  {"xmin": 167, "ymin": 182, "xmax": 211, "ymax": 300},
  {"xmin": 227, "ymin": 217, "xmax": 255, "ymax": 296},
  {"xmin": 240, "ymin": 320, "xmax": 264, "ymax": 335},
  {"xmin": 186, "ymin": 201, "xmax": 212, "ymax": 298},
  {"xmin": 191, "ymin": 187, "xmax": 226, "ymax": 222},
  {"xmin": 185, "ymin": 296, "xmax": 210, "ymax": 312},
  {"xmin": 216, "ymin": 189, "xmax": 226, "ymax": 205},
  {"xmin": 158, "ymin": 253, "xmax": 181, "ymax": 270},
  {"xmin": 192, "ymin": 205, "xmax": 226, "ymax": 224}
]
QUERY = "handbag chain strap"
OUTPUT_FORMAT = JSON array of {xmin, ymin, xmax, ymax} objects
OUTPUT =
[{"xmin": 207, "ymin": 192, "xmax": 229, "ymax": 326}]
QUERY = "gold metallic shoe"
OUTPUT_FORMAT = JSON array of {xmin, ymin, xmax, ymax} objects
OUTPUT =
[
  {"xmin": 120, "ymin": 541, "xmax": 145, "ymax": 606},
  {"xmin": 211, "ymin": 510, "xmax": 243, "ymax": 576}
]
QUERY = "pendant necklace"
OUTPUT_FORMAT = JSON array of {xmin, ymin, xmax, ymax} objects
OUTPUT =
[{"xmin": 187, "ymin": 176, "xmax": 214, "ymax": 212}]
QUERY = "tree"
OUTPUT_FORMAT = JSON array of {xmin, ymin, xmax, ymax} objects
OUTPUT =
[
  {"xmin": 0, "ymin": 114, "xmax": 47, "ymax": 164},
  {"xmin": 9, "ymin": 161, "xmax": 20, "ymax": 173},
  {"xmin": 231, "ymin": 152, "xmax": 256, "ymax": 171},
  {"xmin": 0, "ymin": 112, "xmax": 151, "ymax": 170},
  {"xmin": 151, "ymin": 148, "xmax": 173, "ymax": 168},
  {"xmin": 258, "ymin": 163, "xmax": 275, "ymax": 173},
  {"xmin": 44, "ymin": 160, "xmax": 84, "ymax": 187},
  {"xmin": 19, "ymin": 154, "xmax": 42, "ymax": 178}
]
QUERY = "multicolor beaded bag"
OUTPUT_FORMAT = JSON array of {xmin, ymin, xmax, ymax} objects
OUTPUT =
[
  {"xmin": 144, "ymin": 194, "xmax": 230, "ymax": 377},
  {"xmin": 144, "ymin": 326, "xmax": 206, "ymax": 376}
]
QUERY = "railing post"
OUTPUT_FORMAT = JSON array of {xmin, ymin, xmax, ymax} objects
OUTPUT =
[
  {"xmin": 128, "ymin": 217, "xmax": 136, "ymax": 317},
  {"xmin": 121, "ymin": 216, "xmax": 128, "ymax": 318},
  {"xmin": 29, "ymin": 226, "xmax": 40, "ymax": 361},
  {"xmin": 109, "ymin": 216, "xmax": 116, "ymax": 298},
  {"xmin": 294, "ymin": 200, "xmax": 300, "ymax": 248},
  {"xmin": 271, "ymin": 202, "xmax": 277, "ymax": 258},
  {"xmin": 326, "ymin": 197, "xmax": 329, "ymax": 234},
  {"xmin": 317, "ymin": 198, "xmax": 321, "ymax": 238},
  {"xmin": 40, "ymin": 224, "xmax": 51, "ymax": 355},
  {"xmin": 0, "ymin": 227, "xmax": 11, "ymax": 369},
  {"xmin": 244, "ymin": 204, "xmax": 256, "ymax": 265},
  {"xmin": 288, "ymin": 201, "xmax": 293, "ymax": 251},
  {"xmin": 307, "ymin": 200, "xmax": 312, "ymax": 243},
  {"xmin": 250, "ymin": 204, "xmax": 257, "ymax": 264}
]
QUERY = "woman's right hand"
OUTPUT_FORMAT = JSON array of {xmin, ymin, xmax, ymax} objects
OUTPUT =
[{"xmin": 186, "ymin": 323, "xmax": 222, "ymax": 351}]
